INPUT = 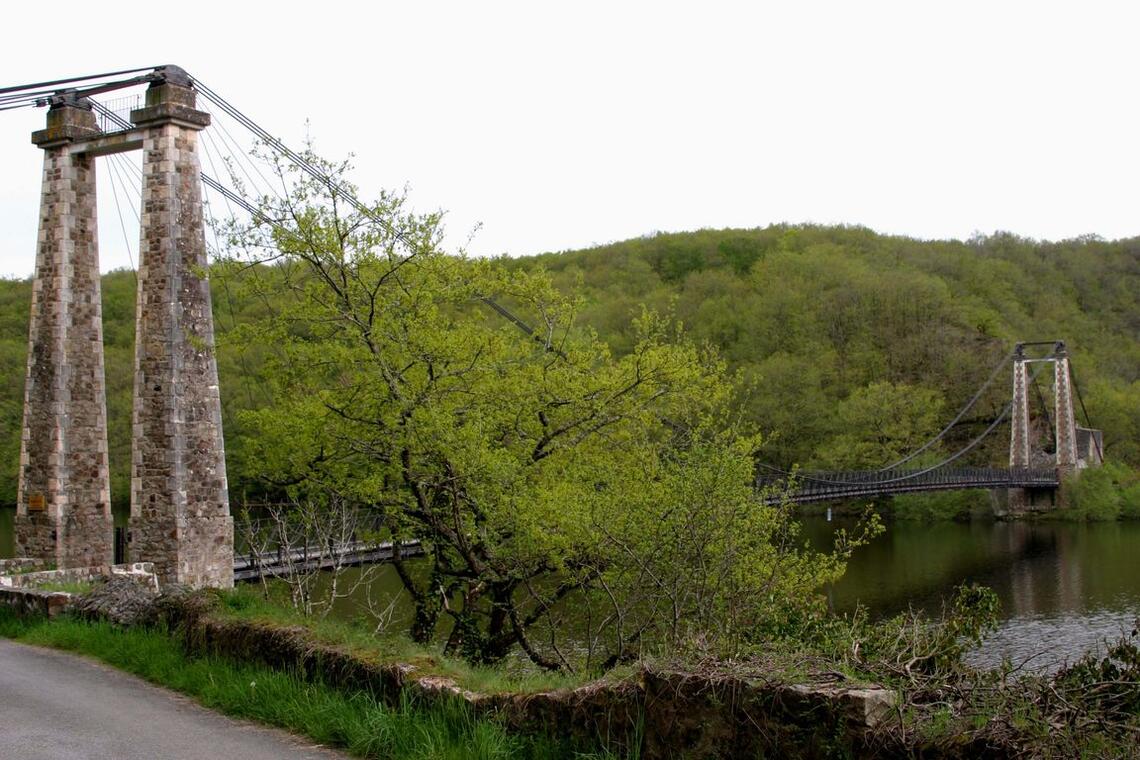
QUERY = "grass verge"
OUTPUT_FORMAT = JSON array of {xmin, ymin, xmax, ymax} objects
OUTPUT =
[
  {"xmin": 213, "ymin": 586, "xmax": 607, "ymax": 695},
  {"xmin": 0, "ymin": 608, "xmax": 618, "ymax": 759}
]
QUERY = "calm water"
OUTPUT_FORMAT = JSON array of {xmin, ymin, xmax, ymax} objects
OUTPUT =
[
  {"xmin": 801, "ymin": 515, "xmax": 1140, "ymax": 670},
  {"xmin": 4, "ymin": 506, "xmax": 1136, "ymax": 671}
]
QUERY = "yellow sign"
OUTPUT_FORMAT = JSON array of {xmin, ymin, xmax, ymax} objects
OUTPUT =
[{"xmin": 28, "ymin": 493, "xmax": 45, "ymax": 512}]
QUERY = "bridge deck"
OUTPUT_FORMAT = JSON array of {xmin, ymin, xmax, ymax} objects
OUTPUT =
[
  {"xmin": 758, "ymin": 466, "xmax": 1059, "ymax": 505},
  {"xmin": 228, "ymin": 470, "xmax": 1059, "ymax": 579},
  {"xmin": 233, "ymin": 539, "xmax": 423, "ymax": 582}
]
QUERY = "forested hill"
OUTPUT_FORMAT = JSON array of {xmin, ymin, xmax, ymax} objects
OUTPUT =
[
  {"xmin": 0, "ymin": 224, "xmax": 1137, "ymax": 508},
  {"xmin": 509, "ymin": 226, "xmax": 1140, "ymax": 470}
]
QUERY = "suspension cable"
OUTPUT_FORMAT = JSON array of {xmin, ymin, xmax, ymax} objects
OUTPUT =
[
  {"xmin": 0, "ymin": 67, "xmax": 159, "ymax": 97},
  {"xmin": 761, "ymin": 358, "xmax": 1054, "ymax": 487},
  {"xmin": 191, "ymin": 79, "xmax": 387, "ymax": 230},
  {"xmin": 188, "ymin": 75, "xmax": 546, "ymax": 344},
  {"xmin": 1067, "ymin": 357, "xmax": 1104, "ymax": 462},
  {"xmin": 877, "ymin": 346, "xmax": 1014, "ymax": 470},
  {"xmin": 1030, "ymin": 371, "xmax": 1054, "ymax": 444},
  {"xmin": 104, "ymin": 153, "xmax": 137, "ymax": 275}
]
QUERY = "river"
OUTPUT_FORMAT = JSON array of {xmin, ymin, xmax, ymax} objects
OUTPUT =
[
  {"xmin": 801, "ymin": 514, "xmax": 1140, "ymax": 671},
  {"xmin": 3, "ymin": 506, "xmax": 1137, "ymax": 672}
]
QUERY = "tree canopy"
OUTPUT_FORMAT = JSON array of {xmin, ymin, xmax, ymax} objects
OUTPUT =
[{"xmin": 202, "ymin": 155, "xmax": 859, "ymax": 670}]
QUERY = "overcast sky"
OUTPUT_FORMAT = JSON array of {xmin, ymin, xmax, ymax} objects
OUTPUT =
[{"xmin": 2, "ymin": 1, "xmax": 1138, "ymax": 278}]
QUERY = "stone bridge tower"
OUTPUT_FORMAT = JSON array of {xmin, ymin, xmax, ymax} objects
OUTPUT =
[
  {"xmin": 16, "ymin": 66, "xmax": 232, "ymax": 588},
  {"xmin": 1007, "ymin": 340, "xmax": 1101, "ymax": 512},
  {"xmin": 15, "ymin": 100, "xmax": 113, "ymax": 569}
]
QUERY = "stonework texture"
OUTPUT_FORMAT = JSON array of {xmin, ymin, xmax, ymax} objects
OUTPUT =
[
  {"xmin": 16, "ymin": 117, "xmax": 114, "ymax": 569},
  {"xmin": 1053, "ymin": 355, "xmax": 1079, "ymax": 475},
  {"xmin": 128, "ymin": 87, "xmax": 233, "ymax": 589},
  {"xmin": 1007, "ymin": 349, "xmax": 1083, "ymax": 511},
  {"xmin": 1008, "ymin": 358, "xmax": 1031, "ymax": 469}
]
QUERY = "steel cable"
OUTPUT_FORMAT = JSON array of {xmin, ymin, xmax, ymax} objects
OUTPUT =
[
  {"xmin": 877, "ymin": 346, "xmax": 1015, "ymax": 470},
  {"xmin": 761, "ymin": 358, "xmax": 1054, "ymax": 488}
]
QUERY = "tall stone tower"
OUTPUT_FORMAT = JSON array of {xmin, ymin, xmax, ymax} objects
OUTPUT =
[
  {"xmin": 127, "ymin": 69, "xmax": 233, "ymax": 589},
  {"xmin": 15, "ymin": 66, "xmax": 232, "ymax": 588},
  {"xmin": 15, "ymin": 99, "xmax": 114, "ymax": 568},
  {"xmin": 1008, "ymin": 344, "xmax": 1031, "ymax": 471},
  {"xmin": 1006, "ymin": 340, "xmax": 1085, "ymax": 513},
  {"xmin": 1052, "ymin": 345, "xmax": 1079, "ymax": 477}
]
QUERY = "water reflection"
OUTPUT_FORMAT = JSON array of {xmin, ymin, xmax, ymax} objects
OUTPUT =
[{"xmin": 802, "ymin": 515, "xmax": 1140, "ymax": 669}]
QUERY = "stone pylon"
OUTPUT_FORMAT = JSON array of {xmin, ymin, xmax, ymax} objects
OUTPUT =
[
  {"xmin": 127, "ymin": 70, "xmax": 234, "ymax": 588},
  {"xmin": 15, "ymin": 100, "xmax": 114, "ymax": 569},
  {"xmin": 1009, "ymin": 347, "xmax": 1031, "ymax": 470},
  {"xmin": 1004, "ymin": 341, "xmax": 1085, "ymax": 514},
  {"xmin": 1053, "ymin": 344, "xmax": 1079, "ymax": 476}
]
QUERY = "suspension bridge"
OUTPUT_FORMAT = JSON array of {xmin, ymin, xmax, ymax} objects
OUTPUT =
[
  {"xmin": 0, "ymin": 66, "xmax": 1108, "ymax": 589},
  {"xmin": 757, "ymin": 341, "xmax": 1104, "ymax": 509}
]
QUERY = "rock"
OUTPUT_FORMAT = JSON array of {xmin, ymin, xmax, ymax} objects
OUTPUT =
[
  {"xmin": 73, "ymin": 575, "xmax": 160, "ymax": 626},
  {"xmin": 784, "ymin": 683, "xmax": 898, "ymax": 728}
]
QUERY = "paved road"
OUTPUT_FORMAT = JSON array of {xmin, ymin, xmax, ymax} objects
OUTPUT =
[{"xmin": 0, "ymin": 639, "xmax": 348, "ymax": 759}]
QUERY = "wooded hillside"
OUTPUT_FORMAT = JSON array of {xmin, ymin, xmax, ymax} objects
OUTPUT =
[
  {"xmin": 1, "ymin": 224, "xmax": 1136, "ymax": 508},
  {"xmin": 513, "ymin": 226, "xmax": 1139, "ymax": 471}
]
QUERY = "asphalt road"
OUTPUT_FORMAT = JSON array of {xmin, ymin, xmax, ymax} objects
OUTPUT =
[{"xmin": 0, "ymin": 638, "xmax": 348, "ymax": 760}]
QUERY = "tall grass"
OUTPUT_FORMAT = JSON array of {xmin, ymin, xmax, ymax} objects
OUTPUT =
[
  {"xmin": 0, "ymin": 609, "xmax": 621, "ymax": 759},
  {"xmin": 214, "ymin": 586, "xmax": 593, "ymax": 694}
]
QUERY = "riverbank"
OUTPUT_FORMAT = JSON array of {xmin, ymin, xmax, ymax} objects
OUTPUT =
[{"xmin": 2, "ymin": 580, "xmax": 1137, "ymax": 758}]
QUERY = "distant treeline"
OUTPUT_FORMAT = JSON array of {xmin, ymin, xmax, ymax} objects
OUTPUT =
[
  {"xmin": 1, "ymin": 224, "xmax": 1137, "ymax": 508},
  {"xmin": 510, "ymin": 226, "xmax": 1140, "ymax": 472}
]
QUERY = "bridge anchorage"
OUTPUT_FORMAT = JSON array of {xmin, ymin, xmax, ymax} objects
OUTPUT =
[{"xmin": 757, "ymin": 340, "xmax": 1104, "ymax": 516}]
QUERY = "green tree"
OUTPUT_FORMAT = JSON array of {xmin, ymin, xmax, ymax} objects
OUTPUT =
[
  {"xmin": 815, "ymin": 382, "xmax": 945, "ymax": 469},
  {"xmin": 218, "ymin": 153, "xmax": 856, "ymax": 671}
]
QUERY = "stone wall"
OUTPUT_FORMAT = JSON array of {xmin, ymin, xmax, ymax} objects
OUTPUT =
[
  {"xmin": 0, "ymin": 563, "xmax": 158, "ymax": 593},
  {"xmin": 0, "ymin": 587, "xmax": 72, "ymax": 618},
  {"xmin": 0, "ymin": 558, "xmax": 48, "ymax": 575},
  {"xmin": 160, "ymin": 600, "xmax": 898, "ymax": 759}
]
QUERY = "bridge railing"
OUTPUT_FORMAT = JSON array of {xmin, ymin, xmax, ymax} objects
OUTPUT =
[
  {"xmin": 757, "ymin": 466, "xmax": 1059, "ymax": 504},
  {"xmin": 232, "ymin": 505, "xmax": 407, "ymax": 580},
  {"xmin": 91, "ymin": 96, "xmax": 140, "ymax": 134}
]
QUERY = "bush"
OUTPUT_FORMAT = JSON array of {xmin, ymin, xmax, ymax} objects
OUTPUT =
[
  {"xmin": 1062, "ymin": 462, "xmax": 1140, "ymax": 521},
  {"xmin": 890, "ymin": 489, "xmax": 987, "ymax": 522}
]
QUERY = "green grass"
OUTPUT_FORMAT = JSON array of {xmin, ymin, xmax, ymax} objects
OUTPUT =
[
  {"xmin": 0, "ymin": 609, "xmax": 623, "ymax": 759},
  {"xmin": 215, "ymin": 586, "xmax": 599, "ymax": 695}
]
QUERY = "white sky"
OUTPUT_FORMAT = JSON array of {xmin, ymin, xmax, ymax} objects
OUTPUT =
[{"xmin": 2, "ymin": 1, "xmax": 1139, "ymax": 278}]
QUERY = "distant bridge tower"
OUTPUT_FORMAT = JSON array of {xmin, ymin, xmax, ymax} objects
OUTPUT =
[
  {"xmin": 15, "ymin": 66, "xmax": 232, "ymax": 588},
  {"xmin": 1007, "ymin": 340, "xmax": 1102, "ymax": 512}
]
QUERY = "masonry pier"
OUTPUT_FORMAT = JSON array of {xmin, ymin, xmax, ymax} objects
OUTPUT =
[
  {"xmin": 14, "ymin": 66, "xmax": 233, "ymax": 588},
  {"xmin": 15, "ymin": 101, "xmax": 114, "ymax": 569},
  {"xmin": 127, "ymin": 70, "xmax": 233, "ymax": 589}
]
